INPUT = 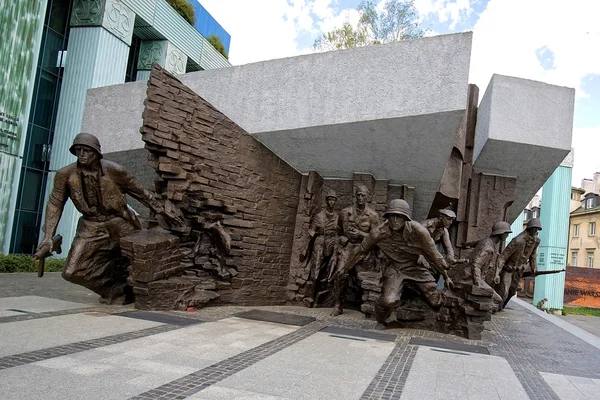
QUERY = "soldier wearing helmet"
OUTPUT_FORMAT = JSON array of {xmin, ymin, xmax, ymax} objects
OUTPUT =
[
  {"xmin": 300, "ymin": 189, "xmax": 341, "ymax": 306},
  {"xmin": 422, "ymin": 209, "xmax": 458, "ymax": 263},
  {"xmin": 468, "ymin": 221, "xmax": 512, "ymax": 293},
  {"xmin": 36, "ymin": 133, "xmax": 183, "ymax": 304},
  {"xmin": 330, "ymin": 184, "xmax": 379, "ymax": 316},
  {"xmin": 494, "ymin": 217, "xmax": 542, "ymax": 309},
  {"xmin": 335, "ymin": 199, "xmax": 453, "ymax": 328}
]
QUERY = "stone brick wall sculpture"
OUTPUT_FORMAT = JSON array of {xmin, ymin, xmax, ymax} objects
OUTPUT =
[{"xmin": 123, "ymin": 64, "xmax": 301, "ymax": 310}]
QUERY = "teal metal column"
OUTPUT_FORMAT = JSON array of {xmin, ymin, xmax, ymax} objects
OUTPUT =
[
  {"xmin": 44, "ymin": 0, "xmax": 135, "ymax": 251},
  {"xmin": 0, "ymin": 0, "xmax": 47, "ymax": 253},
  {"xmin": 534, "ymin": 152, "xmax": 573, "ymax": 310}
]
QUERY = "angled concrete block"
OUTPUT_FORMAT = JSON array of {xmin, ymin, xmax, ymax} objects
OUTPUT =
[
  {"xmin": 473, "ymin": 74, "xmax": 574, "ymax": 222},
  {"xmin": 84, "ymin": 32, "xmax": 473, "ymax": 220}
]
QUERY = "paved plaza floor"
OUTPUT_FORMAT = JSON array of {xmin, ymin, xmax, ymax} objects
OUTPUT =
[{"xmin": 1, "ymin": 273, "xmax": 599, "ymax": 399}]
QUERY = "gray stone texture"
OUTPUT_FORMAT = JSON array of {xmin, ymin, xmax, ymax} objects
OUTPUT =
[
  {"xmin": 400, "ymin": 346, "xmax": 529, "ymax": 400},
  {"xmin": 473, "ymin": 74, "xmax": 575, "ymax": 222},
  {"xmin": 103, "ymin": 148, "xmax": 156, "ymax": 219},
  {"xmin": 83, "ymin": 32, "xmax": 473, "ymax": 220}
]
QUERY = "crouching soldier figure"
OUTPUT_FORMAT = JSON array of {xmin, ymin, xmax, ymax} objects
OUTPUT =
[
  {"xmin": 470, "ymin": 221, "xmax": 512, "ymax": 288},
  {"xmin": 336, "ymin": 199, "xmax": 453, "ymax": 328},
  {"xmin": 494, "ymin": 218, "xmax": 542, "ymax": 309},
  {"xmin": 423, "ymin": 209, "xmax": 458, "ymax": 262},
  {"xmin": 35, "ymin": 133, "xmax": 182, "ymax": 304}
]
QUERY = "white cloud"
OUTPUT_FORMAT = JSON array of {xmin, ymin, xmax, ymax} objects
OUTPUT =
[
  {"xmin": 467, "ymin": 0, "xmax": 600, "ymax": 186},
  {"xmin": 572, "ymin": 126, "xmax": 600, "ymax": 187},
  {"xmin": 200, "ymin": 0, "xmax": 599, "ymax": 186},
  {"xmin": 468, "ymin": 0, "xmax": 600, "ymax": 99},
  {"xmin": 199, "ymin": 0, "xmax": 356, "ymax": 65},
  {"xmin": 415, "ymin": 0, "xmax": 473, "ymax": 29}
]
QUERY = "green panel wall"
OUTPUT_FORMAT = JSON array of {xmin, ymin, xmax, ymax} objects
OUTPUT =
[
  {"xmin": 0, "ymin": 0, "xmax": 47, "ymax": 251},
  {"xmin": 534, "ymin": 164, "xmax": 572, "ymax": 310}
]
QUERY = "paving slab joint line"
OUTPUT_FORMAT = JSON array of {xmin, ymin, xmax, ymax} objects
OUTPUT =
[
  {"xmin": 0, "ymin": 306, "xmax": 98, "ymax": 324},
  {"xmin": 0, "ymin": 324, "xmax": 181, "ymax": 370},
  {"xmin": 128, "ymin": 320, "xmax": 327, "ymax": 400}
]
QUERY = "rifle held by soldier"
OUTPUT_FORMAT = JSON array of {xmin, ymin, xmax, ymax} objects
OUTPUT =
[
  {"xmin": 522, "ymin": 268, "xmax": 565, "ymax": 278},
  {"xmin": 32, "ymin": 235, "xmax": 63, "ymax": 277}
]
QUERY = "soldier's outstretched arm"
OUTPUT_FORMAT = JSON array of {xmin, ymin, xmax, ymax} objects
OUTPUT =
[
  {"xmin": 441, "ymin": 229, "xmax": 455, "ymax": 261},
  {"xmin": 529, "ymin": 244, "xmax": 539, "ymax": 275},
  {"xmin": 114, "ymin": 165, "xmax": 183, "ymax": 225},
  {"xmin": 419, "ymin": 230, "xmax": 452, "ymax": 288},
  {"xmin": 495, "ymin": 238, "xmax": 518, "ymax": 278},
  {"xmin": 38, "ymin": 170, "xmax": 69, "ymax": 248},
  {"xmin": 337, "ymin": 224, "xmax": 381, "ymax": 276}
]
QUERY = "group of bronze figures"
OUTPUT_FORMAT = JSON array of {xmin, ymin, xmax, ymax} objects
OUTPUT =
[
  {"xmin": 301, "ymin": 185, "xmax": 542, "ymax": 327},
  {"xmin": 35, "ymin": 133, "xmax": 543, "ymax": 329}
]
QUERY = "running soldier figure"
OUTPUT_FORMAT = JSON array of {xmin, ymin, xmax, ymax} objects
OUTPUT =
[
  {"xmin": 336, "ymin": 199, "xmax": 453, "ymax": 328},
  {"xmin": 469, "ymin": 221, "xmax": 512, "ymax": 288},
  {"xmin": 35, "ymin": 133, "xmax": 183, "ymax": 304},
  {"xmin": 494, "ymin": 218, "xmax": 541, "ymax": 309},
  {"xmin": 330, "ymin": 184, "xmax": 379, "ymax": 316},
  {"xmin": 422, "ymin": 209, "xmax": 458, "ymax": 262}
]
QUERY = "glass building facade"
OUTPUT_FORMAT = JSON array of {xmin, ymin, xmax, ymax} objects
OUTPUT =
[
  {"xmin": 10, "ymin": 0, "xmax": 73, "ymax": 254},
  {"xmin": 2, "ymin": 0, "xmax": 231, "ymax": 255}
]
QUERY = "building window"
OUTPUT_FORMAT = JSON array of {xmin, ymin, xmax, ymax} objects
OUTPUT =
[
  {"xmin": 590, "ymin": 222, "xmax": 596, "ymax": 236},
  {"xmin": 587, "ymin": 197, "xmax": 594, "ymax": 208},
  {"xmin": 573, "ymin": 224, "xmax": 580, "ymax": 237},
  {"xmin": 587, "ymin": 251, "xmax": 594, "ymax": 268},
  {"xmin": 572, "ymin": 251, "xmax": 578, "ymax": 266}
]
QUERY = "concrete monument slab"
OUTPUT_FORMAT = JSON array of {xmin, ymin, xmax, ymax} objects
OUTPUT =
[
  {"xmin": 83, "ymin": 32, "xmax": 473, "ymax": 220},
  {"xmin": 473, "ymin": 74, "xmax": 574, "ymax": 222}
]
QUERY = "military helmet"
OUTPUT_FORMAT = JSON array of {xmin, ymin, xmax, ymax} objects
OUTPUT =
[
  {"xmin": 439, "ymin": 209, "xmax": 457, "ymax": 219},
  {"xmin": 526, "ymin": 218, "xmax": 542, "ymax": 231},
  {"xmin": 384, "ymin": 199, "xmax": 412, "ymax": 220},
  {"xmin": 69, "ymin": 133, "xmax": 103, "ymax": 158},
  {"xmin": 491, "ymin": 221, "xmax": 512, "ymax": 236},
  {"xmin": 355, "ymin": 184, "xmax": 369, "ymax": 195},
  {"xmin": 325, "ymin": 189, "xmax": 337, "ymax": 199}
]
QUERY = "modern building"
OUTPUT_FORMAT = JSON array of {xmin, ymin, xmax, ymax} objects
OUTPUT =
[{"xmin": 1, "ymin": 0, "xmax": 231, "ymax": 254}]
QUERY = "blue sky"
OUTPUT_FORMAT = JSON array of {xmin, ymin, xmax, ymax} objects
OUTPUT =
[{"xmin": 200, "ymin": 0, "xmax": 600, "ymax": 186}]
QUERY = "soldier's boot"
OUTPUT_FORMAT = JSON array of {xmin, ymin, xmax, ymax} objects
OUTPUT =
[
  {"xmin": 374, "ymin": 300, "xmax": 393, "ymax": 329},
  {"xmin": 330, "ymin": 274, "xmax": 347, "ymax": 316}
]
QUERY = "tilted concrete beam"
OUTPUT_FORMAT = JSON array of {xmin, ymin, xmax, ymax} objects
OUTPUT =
[
  {"xmin": 83, "ymin": 32, "xmax": 472, "ymax": 221},
  {"xmin": 473, "ymin": 74, "xmax": 575, "ymax": 223}
]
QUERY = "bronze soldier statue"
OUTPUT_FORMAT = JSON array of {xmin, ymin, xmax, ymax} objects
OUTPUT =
[
  {"xmin": 469, "ymin": 221, "xmax": 512, "ymax": 288},
  {"xmin": 422, "ymin": 209, "xmax": 458, "ymax": 262},
  {"xmin": 337, "ymin": 199, "xmax": 453, "ymax": 328},
  {"xmin": 301, "ymin": 190, "xmax": 341, "ymax": 306},
  {"xmin": 35, "ymin": 133, "xmax": 182, "ymax": 304},
  {"xmin": 330, "ymin": 184, "xmax": 379, "ymax": 316},
  {"xmin": 494, "ymin": 217, "xmax": 541, "ymax": 309}
]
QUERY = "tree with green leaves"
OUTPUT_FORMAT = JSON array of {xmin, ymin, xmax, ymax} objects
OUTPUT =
[{"xmin": 313, "ymin": 0, "xmax": 425, "ymax": 51}]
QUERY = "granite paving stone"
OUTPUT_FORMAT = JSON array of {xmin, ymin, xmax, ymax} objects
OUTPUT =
[{"xmin": 0, "ymin": 313, "xmax": 164, "ymax": 357}]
